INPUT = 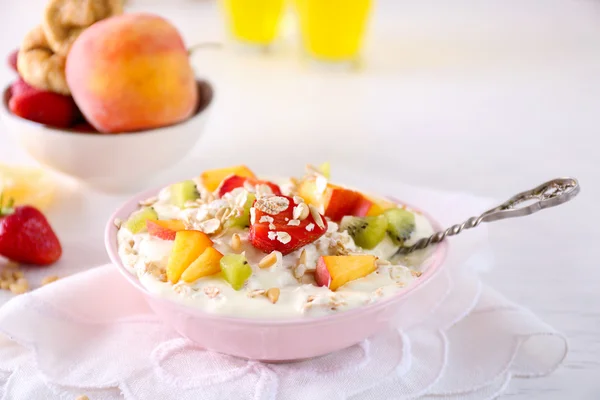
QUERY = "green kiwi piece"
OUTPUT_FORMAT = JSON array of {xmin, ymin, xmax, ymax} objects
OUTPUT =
[
  {"xmin": 220, "ymin": 254, "xmax": 252, "ymax": 290},
  {"xmin": 123, "ymin": 207, "xmax": 158, "ymax": 234},
  {"xmin": 225, "ymin": 193, "xmax": 256, "ymax": 229},
  {"xmin": 340, "ymin": 214, "xmax": 388, "ymax": 250},
  {"xmin": 169, "ymin": 180, "xmax": 199, "ymax": 208},
  {"xmin": 384, "ymin": 208, "xmax": 416, "ymax": 245}
]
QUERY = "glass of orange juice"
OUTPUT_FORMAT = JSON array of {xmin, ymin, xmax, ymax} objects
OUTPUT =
[
  {"xmin": 294, "ymin": 0, "xmax": 372, "ymax": 64},
  {"xmin": 221, "ymin": 0, "xmax": 287, "ymax": 47}
]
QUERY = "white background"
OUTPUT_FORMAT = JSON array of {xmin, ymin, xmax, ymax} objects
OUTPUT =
[{"xmin": 0, "ymin": 0, "xmax": 599, "ymax": 398}]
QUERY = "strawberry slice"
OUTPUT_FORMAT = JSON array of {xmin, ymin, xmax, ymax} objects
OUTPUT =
[
  {"xmin": 218, "ymin": 175, "xmax": 282, "ymax": 197},
  {"xmin": 0, "ymin": 195, "xmax": 62, "ymax": 266},
  {"xmin": 8, "ymin": 49, "xmax": 18, "ymax": 73},
  {"xmin": 249, "ymin": 195, "xmax": 328, "ymax": 255},
  {"xmin": 8, "ymin": 78, "xmax": 81, "ymax": 128}
]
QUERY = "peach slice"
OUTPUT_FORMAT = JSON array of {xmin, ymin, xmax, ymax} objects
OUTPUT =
[
  {"xmin": 353, "ymin": 195, "xmax": 397, "ymax": 217},
  {"xmin": 200, "ymin": 165, "xmax": 256, "ymax": 192},
  {"xmin": 147, "ymin": 219, "xmax": 186, "ymax": 241},
  {"xmin": 166, "ymin": 230, "xmax": 213, "ymax": 283},
  {"xmin": 181, "ymin": 247, "xmax": 224, "ymax": 283},
  {"xmin": 298, "ymin": 178, "xmax": 374, "ymax": 221},
  {"xmin": 315, "ymin": 255, "xmax": 377, "ymax": 291}
]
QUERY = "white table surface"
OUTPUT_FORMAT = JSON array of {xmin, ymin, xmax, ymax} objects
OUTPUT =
[{"xmin": 1, "ymin": 0, "xmax": 599, "ymax": 398}]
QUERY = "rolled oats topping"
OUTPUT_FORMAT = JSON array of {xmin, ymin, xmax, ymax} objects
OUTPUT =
[
  {"xmin": 259, "ymin": 215, "xmax": 274, "ymax": 223},
  {"xmin": 293, "ymin": 203, "xmax": 310, "ymax": 220},
  {"xmin": 198, "ymin": 218, "xmax": 221, "ymax": 234},
  {"xmin": 203, "ymin": 287, "xmax": 221, "ymax": 298},
  {"xmin": 309, "ymin": 205, "xmax": 325, "ymax": 229},
  {"xmin": 276, "ymin": 231, "xmax": 292, "ymax": 244},
  {"xmin": 255, "ymin": 196, "xmax": 290, "ymax": 215}
]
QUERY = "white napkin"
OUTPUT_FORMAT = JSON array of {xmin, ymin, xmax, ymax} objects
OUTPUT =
[{"xmin": 0, "ymin": 182, "xmax": 567, "ymax": 400}]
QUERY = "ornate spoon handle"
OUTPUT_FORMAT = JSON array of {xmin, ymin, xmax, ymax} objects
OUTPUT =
[{"xmin": 395, "ymin": 177, "xmax": 581, "ymax": 255}]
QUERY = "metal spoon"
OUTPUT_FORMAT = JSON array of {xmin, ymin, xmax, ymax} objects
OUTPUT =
[{"xmin": 395, "ymin": 177, "xmax": 581, "ymax": 255}]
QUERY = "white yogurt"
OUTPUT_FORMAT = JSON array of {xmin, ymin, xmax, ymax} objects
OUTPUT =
[{"xmin": 117, "ymin": 180, "xmax": 436, "ymax": 319}]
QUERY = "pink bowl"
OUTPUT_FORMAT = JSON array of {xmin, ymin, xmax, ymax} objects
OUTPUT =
[{"xmin": 105, "ymin": 185, "xmax": 448, "ymax": 362}]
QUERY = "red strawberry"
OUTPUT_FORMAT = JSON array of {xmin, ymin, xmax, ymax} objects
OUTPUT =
[
  {"xmin": 218, "ymin": 175, "xmax": 282, "ymax": 197},
  {"xmin": 9, "ymin": 78, "xmax": 81, "ymax": 128},
  {"xmin": 249, "ymin": 195, "xmax": 327, "ymax": 255},
  {"xmin": 8, "ymin": 49, "xmax": 18, "ymax": 73},
  {"xmin": 0, "ymin": 196, "xmax": 62, "ymax": 266}
]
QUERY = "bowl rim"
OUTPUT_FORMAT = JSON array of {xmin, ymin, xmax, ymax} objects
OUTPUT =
[
  {"xmin": 105, "ymin": 182, "xmax": 448, "ymax": 327},
  {"xmin": 1, "ymin": 78, "xmax": 214, "ymax": 136}
]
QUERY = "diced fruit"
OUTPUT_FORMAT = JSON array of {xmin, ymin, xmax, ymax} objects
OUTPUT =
[
  {"xmin": 123, "ymin": 207, "xmax": 158, "ymax": 234},
  {"xmin": 315, "ymin": 255, "xmax": 377, "ymax": 291},
  {"xmin": 8, "ymin": 49, "xmax": 18, "ymax": 73},
  {"xmin": 166, "ymin": 230, "xmax": 213, "ymax": 283},
  {"xmin": 321, "ymin": 185, "xmax": 365, "ymax": 221},
  {"xmin": 296, "ymin": 178, "xmax": 320, "ymax": 206},
  {"xmin": 200, "ymin": 165, "xmax": 256, "ymax": 192},
  {"xmin": 340, "ymin": 214, "xmax": 388, "ymax": 249},
  {"xmin": 297, "ymin": 178, "xmax": 375, "ymax": 221},
  {"xmin": 353, "ymin": 195, "xmax": 397, "ymax": 217},
  {"xmin": 66, "ymin": 13, "xmax": 198, "ymax": 133},
  {"xmin": 181, "ymin": 247, "xmax": 223, "ymax": 283},
  {"xmin": 224, "ymin": 193, "xmax": 256, "ymax": 229},
  {"xmin": 169, "ymin": 180, "xmax": 199, "ymax": 208},
  {"xmin": 147, "ymin": 219, "xmax": 186, "ymax": 241},
  {"xmin": 217, "ymin": 175, "xmax": 247, "ymax": 197},
  {"xmin": 249, "ymin": 195, "xmax": 328, "ymax": 255},
  {"xmin": 9, "ymin": 78, "xmax": 81, "ymax": 128},
  {"xmin": 0, "ymin": 196, "xmax": 62, "ymax": 266},
  {"xmin": 384, "ymin": 208, "xmax": 416, "ymax": 245},
  {"xmin": 318, "ymin": 162, "xmax": 330, "ymax": 179},
  {"xmin": 220, "ymin": 253, "xmax": 252, "ymax": 290},
  {"xmin": 217, "ymin": 175, "xmax": 282, "ymax": 197}
]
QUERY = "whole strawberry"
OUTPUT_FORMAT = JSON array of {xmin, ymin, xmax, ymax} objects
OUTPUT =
[{"xmin": 0, "ymin": 196, "xmax": 62, "ymax": 266}]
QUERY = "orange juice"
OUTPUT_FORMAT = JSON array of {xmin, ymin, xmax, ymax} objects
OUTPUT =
[
  {"xmin": 222, "ymin": 0, "xmax": 286, "ymax": 45},
  {"xmin": 295, "ymin": 0, "xmax": 372, "ymax": 61}
]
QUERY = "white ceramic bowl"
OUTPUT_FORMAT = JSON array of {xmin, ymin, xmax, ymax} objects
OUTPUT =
[{"xmin": 0, "ymin": 80, "xmax": 214, "ymax": 192}]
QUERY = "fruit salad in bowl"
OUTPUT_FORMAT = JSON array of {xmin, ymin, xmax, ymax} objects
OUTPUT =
[
  {"xmin": 106, "ymin": 165, "xmax": 448, "ymax": 361},
  {"xmin": 0, "ymin": 1, "xmax": 213, "ymax": 190}
]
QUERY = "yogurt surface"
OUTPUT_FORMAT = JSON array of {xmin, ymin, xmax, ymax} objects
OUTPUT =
[{"xmin": 116, "ymin": 170, "xmax": 437, "ymax": 319}]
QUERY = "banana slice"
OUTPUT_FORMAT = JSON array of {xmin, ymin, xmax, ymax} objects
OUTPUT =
[
  {"xmin": 17, "ymin": 25, "xmax": 70, "ymax": 95},
  {"xmin": 42, "ymin": 0, "xmax": 123, "ymax": 56}
]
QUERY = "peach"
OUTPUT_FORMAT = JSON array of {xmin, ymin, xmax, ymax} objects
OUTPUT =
[
  {"xmin": 315, "ymin": 255, "xmax": 377, "ymax": 291},
  {"xmin": 298, "ymin": 178, "xmax": 377, "ymax": 221},
  {"xmin": 181, "ymin": 247, "xmax": 224, "ymax": 283},
  {"xmin": 167, "ymin": 230, "xmax": 213, "ymax": 283},
  {"xmin": 353, "ymin": 195, "xmax": 396, "ymax": 217},
  {"xmin": 146, "ymin": 219, "xmax": 186, "ymax": 241},
  {"xmin": 200, "ymin": 165, "xmax": 256, "ymax": 192},
  {"xmin": 66, "ymin": 13, "xmax": 198, "ymax": 133}
]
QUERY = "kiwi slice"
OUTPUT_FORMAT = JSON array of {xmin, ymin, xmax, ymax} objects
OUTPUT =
[
  {"xmin": 220, "ymin": 254, "xmax": 252, "ymax": 290},
  {"xmin": 169, "ymin": 180, "xmax": 199, "ymax": 208},
  {"xmin": 123, "ymin": 207, "xmax": 158, "ymax": 234},
  {"xmin": 384, "ymin": 208, "xmax": 416, "ymax": 245},
  {"xmin": 225, "ymin": 193, "xmax": 256, "ymax": 229},
  {"xmin": 340, "ymin": 214, "xmax": 388, "ymax": 250}
]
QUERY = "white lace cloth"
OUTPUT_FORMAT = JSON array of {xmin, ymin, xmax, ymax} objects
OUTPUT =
[{"xmin": 0, "ymin": 187, "xmax": 567, "ymax": 400}]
